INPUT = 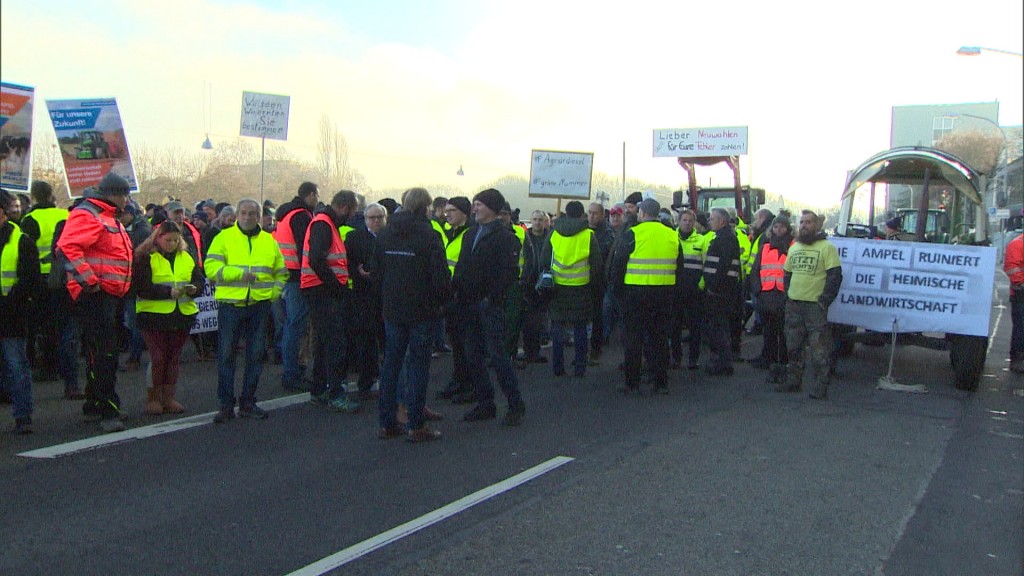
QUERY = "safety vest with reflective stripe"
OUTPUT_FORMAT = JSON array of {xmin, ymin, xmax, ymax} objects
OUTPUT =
[
  {"xmin": 136, "ymin": 251, "xmax": 199, "ymax": 315},
  {"xmin": 24, "ymin": 207, "xmax": 68, "ymax": 274},
  {"xmin": 1, "ymin": 223, "xmax": 23, "ymax": 296},
  {"xmin": 206, "ymin": 224, "xmax": 286, "ymax": 305},
  {"xmin": 446, "ymin": 227, "xmax": 466, "ymax": 277},
  {"xmin": 272, "ymin": 207, "xmax": 311, "ymax": 271},
  {"xmin": 513, "ymin": 224, "xmax": 526, "ymax": 278},
  {"xmin": 549, "ymin": 228, "xmax": 593, "ymax": 286},
  {"xmin": 625, "ymin": 221, "xmax": 679, "ymax": 286},
  {"xmin": 58, "ymin": 198, "xmax": 133, "ymax": 301},
  {"xmin": 747, "ymin": 231, "xmax": 764, "ymax": 275},
  {"xmin": 737, "ymin": 227, "xmax": 752, "ymax": 278},
  {"xmin": 679, "ymin": 229, "xmax": 707, "ymax": 288},
  {"xmin": 300, "ymin": 214, "xmax": 349, "ymax": 290},
  {"xmin": 758, "ymin": 242, "xmax": 790, "ymax": 292}
]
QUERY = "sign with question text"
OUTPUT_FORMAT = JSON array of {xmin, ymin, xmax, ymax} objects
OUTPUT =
[
  {"xmin": 653, "ymin": 126, "xmax": 748, "ymax": 157},
  {"xmin": 528, "ymin": 149, "xmax": 594, "ymax": 199},
  {"xmin": 828, "ymin": 237, "xmax": 996, "ymax": 337}
]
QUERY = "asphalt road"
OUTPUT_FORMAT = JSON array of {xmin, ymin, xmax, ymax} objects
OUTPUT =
[{"xmin": 2, "ymin": 289, "xmax": 1021, "ymax": 576}]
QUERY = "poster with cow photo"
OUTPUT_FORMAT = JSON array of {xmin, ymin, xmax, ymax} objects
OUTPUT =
[{"xmin": 0, "ymin": 82, "xmax": 34, "ymax": 191}]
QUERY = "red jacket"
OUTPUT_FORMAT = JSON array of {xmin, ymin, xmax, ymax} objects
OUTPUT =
[
  {"xmin": 1005, "ymin": 234, "xmax": 1024, "ymax": 288},
  {"xmin": 56, "ymin": 197, "xmax": 133, "ymax": 301}
]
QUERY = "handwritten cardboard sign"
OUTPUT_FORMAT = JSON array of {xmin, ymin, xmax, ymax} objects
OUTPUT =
[
  {"xmin": 528, "ymin": 149, "xmax": 594, "ymax": 199},
  {"xmin": 240, "ymin": 91, "xmax": 290, "ymax": 141},
  {"xmin": 653, "ymin": 126, "xmax": 748, "ymax": 158}
]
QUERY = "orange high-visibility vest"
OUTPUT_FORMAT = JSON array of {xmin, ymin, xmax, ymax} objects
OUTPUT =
[
  {"xmin": 758, "ymin": 242, "xmax": 791, "ymax": 292},
  {"xmin": 273, "ymin": 208, "xmax": 311, "ymax": 271},
  {"xmin": 299, "ymin": 213, "xmax": 349, "ymax": 289}
]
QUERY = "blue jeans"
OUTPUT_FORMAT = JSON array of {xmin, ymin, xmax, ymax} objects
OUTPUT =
[
  {"xmin": 271, "ymin": 297, "xmax": 285, "ymax": 356},
  {"xmin": 1, "ymin": 337, "xmax": 33, "ymax": 420},
  {"xmin": 379, "ymin": 319, "xmax": 435, "ymax": 431},
  {"xmin": 123, "ymin": 295, "xmax": 144, "ymax": 363},
  {"xmin": 280, "ymin": 282, "xmax": 309, "ymax": 384},
  {"xmin": 1012, "ymin": 289, "xmax": 1024, "ymax": 359},
  {"xmin": 602, "ymin": 286, "xmax": 622, "ymax": 343},
  {"xmin": 461, "ymin": 300, "xmax": 523, "ymax": 410},
  {"xmin": 217, "ymin": 301, "xmax": 270, "ymax": 409},
  {"xmin": 552, "ymin": 320, "xmax": 588, "ymax": 376}
]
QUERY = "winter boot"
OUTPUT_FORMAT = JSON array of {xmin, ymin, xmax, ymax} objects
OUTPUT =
[
  {"xmin": 161, "ymin": 384, "xmax": 185, "ymax": 414},
  {"xmin": 144, "ymin": 388, "xmax": 164, "ymax": 415}
]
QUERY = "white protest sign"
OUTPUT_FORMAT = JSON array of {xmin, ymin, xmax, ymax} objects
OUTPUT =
[
  {"xmin": 240, "ymin": 91, "xmax": 290, "ymax": 141},
  {"xmin": 528, "ymin": 150, "xmax": 593, "ymax": 199},
  {"xmin": 828, "ymin": 237, "xmax": 996, "ymax": 337},
  {"xmin": 653, "ymin": 126, "xmax": 748, "ymax": 157},
  {"xmin": 190, "ymin": 281, "xmax": 219, "ymax": 334}
]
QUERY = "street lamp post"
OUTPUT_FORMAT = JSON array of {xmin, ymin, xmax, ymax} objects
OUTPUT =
[{"xmin": 956, "ymin": 46, "xmax": 1024, "ymax": 57}]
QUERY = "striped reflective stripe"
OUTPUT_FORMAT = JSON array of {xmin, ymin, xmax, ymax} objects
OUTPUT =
[
  {"xmin": 206, "ymin": 253, "xmax": 226, "ymax": 262},
  {"xmin": 625, "ymin": 268, "xmax": 675, "ymax": 275},
  {"xmin": 628, "ymin": 258, "xmax": 676, "ymax": 265},
  {"xmin": 1007, "ymin": 267, "xmax": 1024, "ymax": 275},
  {"xmin": 85, "ymin": 257, "xmax": 131, "ymax": 268},
  {"xmin": 705, "ymin": 255, "xmax": 720, "ymax": 262}
]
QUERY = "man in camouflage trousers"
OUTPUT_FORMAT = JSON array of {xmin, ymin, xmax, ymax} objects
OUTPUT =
[{"xmin": 780, "ymin": 210, "xmax": 843, "ymax": 399}]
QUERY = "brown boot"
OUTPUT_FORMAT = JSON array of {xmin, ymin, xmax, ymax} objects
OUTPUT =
[
  {"xmin": 144, "ymin": 388, "xmax": 164, "ymax": 415},
  {"xmin": 161, "ymin": 385, "xmax": 185, "ymax": 414}
]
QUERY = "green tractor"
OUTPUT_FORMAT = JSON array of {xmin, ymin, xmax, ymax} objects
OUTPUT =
[{"xmin": 76, "ymin": 130, "xmax": 111, "ymax": 160}]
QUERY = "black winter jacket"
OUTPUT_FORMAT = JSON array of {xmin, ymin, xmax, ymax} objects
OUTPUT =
[
  {"xmin": 452, "ymin": 220, "xmax": 520, "ymax": 305},
  {"xmin": 373, "ymin": 211, "xmax": 450, "ymax": 323}
]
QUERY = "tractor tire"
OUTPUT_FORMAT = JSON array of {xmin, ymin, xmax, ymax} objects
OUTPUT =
[{"xmin": 949, "ymin": 335, "xmax": 987, "ymax": 391}]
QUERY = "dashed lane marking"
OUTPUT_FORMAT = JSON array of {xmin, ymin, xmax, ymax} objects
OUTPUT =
[{"xmin": 283, "ymin": 455, "xmax": 576, "ymax": 576}]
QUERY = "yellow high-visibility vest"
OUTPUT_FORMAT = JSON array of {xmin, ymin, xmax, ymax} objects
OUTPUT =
[
  {"xmin": 24, "ymin": 207, "xmax": 68, "ymax": 274},
  {"xmin": 205, "ymin": 225, "xmax": 286, "ymax": 305},
  {"xmin": 1, "ymin": 223, "xmax": 23, "ymax": 296},
  {"xmin": 512, "ymin": 224, "xmax": 526, "ymax": 278},
  {"xmin": 549, "ymin": 228, "xmax": 593, "ymax": 286},
  {"xmin": 624, "ymin": 221, "xmax": 678, "ymax": 286},
  {"xmin": 136, "ymin": 251, "xmax": 199, "ymax": 316},
  {"xmin": 446, "ymin": 228, "xmax": 466, "ymax": 277}
]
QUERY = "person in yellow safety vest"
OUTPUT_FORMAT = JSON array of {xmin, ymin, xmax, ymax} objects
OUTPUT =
[
  {"xmin": 744, "ymin": 208, "xmax": 776, "ymax": 337},
  {"xmin": 0, "ymin": 188, "xmax": 41, "ymax": 434},
  {"xmin": 748, "ymin": 214, "xmax": 793, "ymax": 383},
  {"xmin": 301, "ymin": 190, "xmax": 361, "ymax": 413},
  {"xmin": 499, "ymin": 202, "xmax": 532, "ymax": 359},
  {"xmin": 702, "ymin": 207, "xmax": 742, "ymax": 376},
  {"xmin": 670, "ymin": 208, "xmax": 708, "ymax": 371},
  {"xmin": 132, "ymin": 220, "xmax": 205, "ymax": 416},
  {"xmin": 17, "ymin": 180, "xmax": 74, "ymax": 391},
  {"xmin": 206, "ymin": 199, "xmax": 288, "ymax": 423},
  {"xmin": 540, "ymin": 200, "xmax": 601, "ymax": 379},
  {"xmin": 435, "ymin": 196, "xmax": 475, "ymax": 402},
  {"xmin": 608, "ymin": 198, "xmax": 683, "ymax": 394}
]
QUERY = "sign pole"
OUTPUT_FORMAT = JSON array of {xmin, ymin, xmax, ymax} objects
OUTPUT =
[{"xmin": 260, "ymin": 135, "xmax": 266, "ymax": 207}]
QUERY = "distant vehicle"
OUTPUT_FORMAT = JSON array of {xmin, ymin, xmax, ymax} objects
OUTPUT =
[
  {"xmin": 672, "ymin": 186, "xmax": 766, "ymax": 223},
  {"xmin": 75, "ymin": 130, "xmax": 111, "ymax": 160},
  {"xmin": 834, "ymin": 146, "xmax": 991, "ymax": 390}
]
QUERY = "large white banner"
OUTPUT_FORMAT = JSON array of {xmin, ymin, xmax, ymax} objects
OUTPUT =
[
  {"xmin": 528, "ymin": 149, "xmax": 593, "ymax": 199},
  {"xmin": 240, "ymin": 91, "xmax": 290, "ymax": 141},
  {"xmin": 828, "ymin": 237, "xmax": 996, "ymax": 337},
  {"xmin": 653, "ymin": 126, "xmax": 748, "ymax": 157}
]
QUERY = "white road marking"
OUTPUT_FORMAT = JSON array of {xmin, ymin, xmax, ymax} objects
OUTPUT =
[
  {"xmin": 17, "ymin": 393, "xmax": 311, "ymax": 459},
  {"xmin": 283, "ymin": 455, "xmax": 576, "ymax": 576}
]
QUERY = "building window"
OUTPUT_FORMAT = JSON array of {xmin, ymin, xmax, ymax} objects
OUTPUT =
[{"xmin": 932, "ymin": 116, "xmax": 956, "ymax": 145}]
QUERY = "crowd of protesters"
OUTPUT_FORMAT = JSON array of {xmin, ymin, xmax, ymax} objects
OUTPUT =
[{"xmin": 1, "ymin": 176, "xmax": 855, "ymax": 439}]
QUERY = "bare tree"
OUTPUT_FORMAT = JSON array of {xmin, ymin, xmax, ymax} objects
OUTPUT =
[{"xmin": 936, "ymin": 129, "xmax": 1005, "ymax": 175}]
